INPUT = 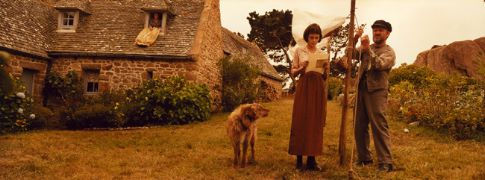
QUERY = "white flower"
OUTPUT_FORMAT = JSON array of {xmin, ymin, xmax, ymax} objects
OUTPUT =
[
  {"xmin": 16, "ymin": 92, "xmax": 25, "ymax": 99},
  {"xmin": 145, "ymin": 97, "xmax": 148, "ymax": 101},
  {"xmin": 115, "ymin": 102, "xmax": 120, "ymax": 106},
  {"xmin": 18, "ymin": 108, "xmax": 24, "ymax": 114},
  {"xmin": 29, "ymin": 114, "xmax": 36, "ymax": 119}
]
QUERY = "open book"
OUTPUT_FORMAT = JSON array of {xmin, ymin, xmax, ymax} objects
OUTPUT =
[{"xmin": 305, "ymin": 51, "xmax": 329, "ymax": 74}]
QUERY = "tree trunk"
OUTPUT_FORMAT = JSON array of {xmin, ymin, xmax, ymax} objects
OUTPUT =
[{"xmin": 276, "ymin": 37, "xmax": 296, "ymax": 92}]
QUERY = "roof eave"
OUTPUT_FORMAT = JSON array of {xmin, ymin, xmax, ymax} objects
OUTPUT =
[
  {"xmin": 0, "ymin": 46, "xmax": 51, "ymax": 60},
  {"xmin": 47, "ymin": 51, "xmax": 193, "ymax": 61},
  {"xmin": 260, "ymin": 72, "xmax": 284, "ymax": 82},
  {"xmin": 54, "ymin": 7, "xmax": 91, "ymax": 15}
]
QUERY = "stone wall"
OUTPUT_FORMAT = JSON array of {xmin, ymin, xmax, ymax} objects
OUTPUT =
[
  {"xmin": 190, "ymin": 0, "xmax": 224, "ymax": 111},
  {"xmin": 7, "ymin": 54, "xmax": 48, "ymax": 103},
  {"xmin": 50, "ymin": 57, "xmax": 198, "ymax": 92},
  {"xmin": 257, "ymin": 76, "xmax": 283, "ymax": 102}
]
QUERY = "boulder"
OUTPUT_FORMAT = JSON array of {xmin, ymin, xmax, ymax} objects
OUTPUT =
[{"xmin": 414, "ymin": 37, "xmax": 485, "ymax": 80}]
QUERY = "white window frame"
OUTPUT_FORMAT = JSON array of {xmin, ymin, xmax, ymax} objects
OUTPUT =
[
  {"xmin": 83, "ymin": 69, "xmax": 100, "ymax": 95},
  {"xmin": 57, "ymin": 11, "xmax": 79, "ymax": 33},
  {"xmin": 144, "ymin": 12, "xmax": 168, "ymax": 35}
]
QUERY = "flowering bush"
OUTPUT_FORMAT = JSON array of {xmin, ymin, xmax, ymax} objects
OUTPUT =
[
  {"xmin": 388, "ymin": 64, "xmax": 485, "ymax": 139},
  {"xmin": 0, "ymin": 79, "xmax": 34, "ymax": 134},
  {"xmin": 29, "ymin": 104, "xmax": 55, "ymax": 129},
  {"xmin": 122, "ymin": 77, "xmax": 211, "ymax": 126},
  {"xmin": 0, "ymin": 51, "xmax": 35, "ymax": 134}
]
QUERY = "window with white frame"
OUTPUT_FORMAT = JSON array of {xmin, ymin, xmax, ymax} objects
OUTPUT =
[
  {"xmin": 83, "ymin": 69, "xmax": 100, "ymax": 94},
  {"xmin": 57, "ymin": 11, "xmax": 79, "ymax": 32}
]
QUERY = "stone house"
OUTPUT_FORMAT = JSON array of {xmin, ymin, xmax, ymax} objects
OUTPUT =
[
  {"xmin": 0, "ymin": 0, "xmax": 283, "ymax": 110},
  {"xmin": 222, "ymin": 28, "xmax": 282, "ymax": 101}
]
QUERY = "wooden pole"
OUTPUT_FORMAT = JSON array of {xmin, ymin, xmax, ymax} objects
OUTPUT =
[
  {"xmin": 323, "ymin": 35, "xmax": 332, "ymax": 140},
  {"xmin": 339, "ymin": 0, "xmax": 356, "ymax": 166}
]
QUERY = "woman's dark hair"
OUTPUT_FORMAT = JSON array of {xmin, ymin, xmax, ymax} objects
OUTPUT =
[{"xmin": 303, "ymin": 23, "xmax": 322, "ymax": 43}]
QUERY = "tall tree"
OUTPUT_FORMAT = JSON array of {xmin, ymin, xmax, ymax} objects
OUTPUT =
[{"xmin": 247, "ymin": 9, "xmax": 295, "ymax": 91}]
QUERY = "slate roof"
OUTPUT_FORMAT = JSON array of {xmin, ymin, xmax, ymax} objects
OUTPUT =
[
  {"xmin": 54, "ymin": 0, "xmax": 91, "ymax": 14},
  {"xmin": 141, "ymin": 0, "xmax": 172, "ymax": 12},
  {"xmin": 48, "ymin": 0, "xmax": 204, "ymax": 58},
  {"xmin": 0, "ymin": 0, "xmax": 56, "ymax": 58},
  {"xmin": 222, "ymin": 27, "xmax": 283, "ymax": 81}
]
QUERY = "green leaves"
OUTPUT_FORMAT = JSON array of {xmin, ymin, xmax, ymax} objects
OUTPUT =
[
  {"xmin": 123, "ymin": 77, "xmax": 211, "ymax": 126},
  {"xmin": 0, "ymin": 51, "xmax": 14, "ymax": 94},
  {"xmin": 0, "ymin": 79, "xmax": 34, "ymax": 134},
  {"xmin": 388, "ymin": 64, "xmax": 485, "ymax": 140},
  {"xmin": 44, "ymin": 71, "xmax": 84, "ymax": 106},
  {"xmin": 220, "ymin": 57, "xmax": 261, "ymax": 112}
]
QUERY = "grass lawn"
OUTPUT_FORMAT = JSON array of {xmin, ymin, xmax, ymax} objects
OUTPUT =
[{"xmin": 1, "ymin": 98, "xmax": 484, "ymax": 179}]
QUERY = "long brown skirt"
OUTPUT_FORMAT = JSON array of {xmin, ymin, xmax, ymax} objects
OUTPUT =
[{"xmin": 288, "ymin": 71, "xmax": 327, "ymax": 156}]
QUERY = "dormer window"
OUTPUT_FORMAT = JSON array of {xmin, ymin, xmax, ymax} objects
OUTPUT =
[
  {"xmin": 57, "ymin": 11, "xmax": 79, "ymax": 32},
  {"xmin": 144, "ymin": 12, "xmax": 168, "ymax": 35},
  {"xmin": 62, "ymin": 12, "xmax": 75, "ymax": 28}
]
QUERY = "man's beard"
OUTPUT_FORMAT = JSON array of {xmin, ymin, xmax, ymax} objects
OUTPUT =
[{"xmin": 373, "ymin": 37, "xmax": 384, "ymax": 44}]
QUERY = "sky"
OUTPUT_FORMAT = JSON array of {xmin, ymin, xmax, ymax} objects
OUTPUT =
[{"xmin": 220, "ymin": 0, "xmax": 485, "ymax": 66}]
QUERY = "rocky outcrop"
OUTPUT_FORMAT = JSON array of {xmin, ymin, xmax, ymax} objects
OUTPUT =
[{"xmin": 414, "ymin": 37, "xmax": 485, "ymax": 80}]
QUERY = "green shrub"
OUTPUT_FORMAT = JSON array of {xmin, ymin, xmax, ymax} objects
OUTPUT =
[
  {"xmin": 123, "ymin": 77, "xmax": 211, "ymax": 126},
  {"xmin": 0, "ymin": 79, "xmax": 34, "ymax": 134},
  {"xmin": 0, "ymin": 51, "xmax": 14, "ymax": 94},
  {"xmin": 67, "ymin": 103, "xmax": 122, "ymax": 129},
  {"xmin": 90, "ymin": 90, "xmax": 126, "ymax": 106},
  {"xmin": 0, "ymin": 51, "xmax": 37, "ymax": 134},
  {"xmin": 388, "ymin": 73, "xmax": 485, "ymax": 140},
  {"xmin": 389, "ymin": 64, "xmax": 435, "ymax": 88},
  {"xmin": 44, "ymin": 71, "xmax": 84, "ymax": 107},
  {"xmin": 327, "ymin": 77, "xmax": 343, "ymax": 100},
  {"xmin": 29, "ymin": 105, "xmax": 54, "ymax": 129},
  {"xmin": 220, "ymin": 56, "xmax": 261, "ymax": 111}
]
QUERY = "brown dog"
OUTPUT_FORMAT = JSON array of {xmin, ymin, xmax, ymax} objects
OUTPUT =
[{"xmin": 226, "ymin": 103, "xmax": 269, "ymax": 168}]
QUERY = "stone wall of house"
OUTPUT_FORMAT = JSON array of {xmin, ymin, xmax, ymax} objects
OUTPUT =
[
  {"xmin": 257, "ymin": 76, "xmax": 283, "ymax": 102},
  {"xmin": 51, "ymin": 57, "xmax": 198, "ymax": 92},
  {"xmin": 7, "ymin": 54, "xmax": 48, "ymax": 103},
  {"xmin": 190, "ymin": 0, "xmax": 224, "ymax": 111}
]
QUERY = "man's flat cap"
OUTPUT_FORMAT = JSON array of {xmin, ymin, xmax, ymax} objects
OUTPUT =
[{"xmin": 371, "ymin": 20, "xmax": 392, "ymax": 32}]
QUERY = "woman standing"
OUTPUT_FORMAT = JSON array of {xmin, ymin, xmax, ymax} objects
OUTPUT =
[{"xmin": 288, "ymin": 23, "xmax": 329, "ymax": 171}]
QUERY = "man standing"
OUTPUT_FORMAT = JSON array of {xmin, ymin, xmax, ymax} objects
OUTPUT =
[{"xmin": 350, "ymin": 20, "xmax": 396, "ymax": 172}]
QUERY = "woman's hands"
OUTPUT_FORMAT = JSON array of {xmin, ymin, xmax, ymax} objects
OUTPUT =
[{"xmin": 291, "ymin": 61, "xmax": 309, "ymax": 77}]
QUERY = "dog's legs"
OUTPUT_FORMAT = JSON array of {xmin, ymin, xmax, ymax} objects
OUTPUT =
[
  {"xmin": 233, "ymin": 141, "xmax": 240, "ymax": 168},
  {"xmin": 249, "ymin": 129, "xmax": 256, "ymax": 164},
  {"xmin": 241, "ymin": 135, "xmax": 249, "ymax": 168}
]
